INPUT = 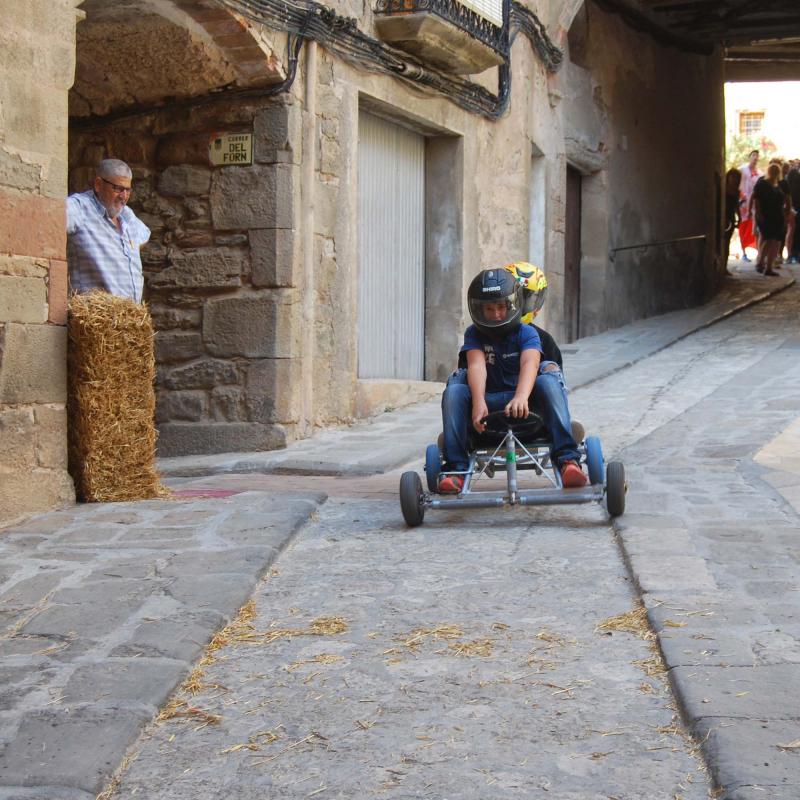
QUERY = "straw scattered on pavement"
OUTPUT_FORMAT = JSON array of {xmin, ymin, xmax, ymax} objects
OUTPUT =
[{"xmin": 596, "ymin": 605, "xmax": 655, "ymax": 640}]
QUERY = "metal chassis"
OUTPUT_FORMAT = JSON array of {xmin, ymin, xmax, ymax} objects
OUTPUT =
[{"xmin": 426, "ymin": 429, "xmax": 605, "ymax": 510}]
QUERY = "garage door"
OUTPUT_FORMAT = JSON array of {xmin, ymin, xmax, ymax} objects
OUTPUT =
[{"xmin": 358, "ymin": 111, "xmax": 425, "ymax": 379}]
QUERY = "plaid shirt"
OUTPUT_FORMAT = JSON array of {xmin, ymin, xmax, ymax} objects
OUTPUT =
[{"xmin": 66, "ymin": 190, "xmax": 151, "ymax": 303}]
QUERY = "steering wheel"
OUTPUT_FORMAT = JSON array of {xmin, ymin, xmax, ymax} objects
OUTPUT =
[{"xmin": 481, "ymin": 409, "xmax": 544, "ymax": 433}]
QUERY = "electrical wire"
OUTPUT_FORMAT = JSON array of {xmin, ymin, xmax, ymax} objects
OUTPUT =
[
  {"xmin": 222, "ymin": 0, "xmax": 562, "ymax": 119},
  {"xmin": 71, "ymin": 0, "xmax": 562, "ymax": 126}
]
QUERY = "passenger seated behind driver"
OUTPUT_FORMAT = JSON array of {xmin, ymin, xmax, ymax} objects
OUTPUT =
[{"xmin": 439, "ymin": 265, "xmax": 587, "ymax": 494}]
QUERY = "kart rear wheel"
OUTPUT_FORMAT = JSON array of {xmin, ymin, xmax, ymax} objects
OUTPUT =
[
  {"xmin": 606, "ymin": 461, "xmax": 626, "ymax": 517},
  {"xmin": 400, "ymin": 471, "xmax": 425, "ymax": 527},
  {"xmin": 585, "ymin": 436, "xmax": 605, "ymax": 485},
  {"xmin": 425, "ymin": 443, "xmax": 442, "ymax": 493}
]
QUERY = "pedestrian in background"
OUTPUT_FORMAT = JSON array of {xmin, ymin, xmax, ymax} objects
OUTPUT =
[
  {"xmin": 738, "ymin": 149, "xmax": 761, "ymax": 261},
  {"xmin": 723, "ymin": 167, "xmax": 741, "ymax": 273},
  {"xmin": 777, "ymin": 160, "xmax": 794, "ymax": 265},
  {"xmin": 66, "ymin": 158, "xmax": 151, "ymax": 303},
  {"xmin": 752, "ymin": 163, "xmax": 789, "ymax": 276},
  {"xmin": 786, "ymin": 159, "xmax": 800, "ymax": 264}
]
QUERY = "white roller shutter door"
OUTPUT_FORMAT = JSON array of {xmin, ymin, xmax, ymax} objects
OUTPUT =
[{"xmin": 358, "ymin": 111, "xmax": 425, "ymax": 379}]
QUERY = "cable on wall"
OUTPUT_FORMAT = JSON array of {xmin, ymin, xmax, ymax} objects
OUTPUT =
[
  {"xmin": 71, "ymin": 0, "xmax": 563, "ymax": 127},
  {"xmin": 222, "ymin": 0, "xmax": 563, "ymax": 119}
]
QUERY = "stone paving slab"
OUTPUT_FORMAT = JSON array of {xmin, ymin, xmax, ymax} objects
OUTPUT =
[
  {"xmin": 0, "ymin": 490, "xmax": 324, "ymax": 798},
  {"xmin": 0, "ymin": 708, "xmax": 150, "ymax": 795},
  {"xmin": 158, "ymin": 270, "xmax": 794, "ymax": 479},
  {"xmin": 0, "ymin": 788, "xmax": 94, "ymax": 800},
  {"xmin": 695, "ymin": 718, "xmax": 800, "ymax": 798},
  {"xmin": 671, "ymin": 664, "xmax": 800, "ymax": 720}
]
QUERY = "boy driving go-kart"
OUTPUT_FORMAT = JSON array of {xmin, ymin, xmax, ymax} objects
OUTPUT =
[
  {"xmin": 439, "ymin": 264, "xmax": 586, "ymax": 494},
  {"xmin": 398, "ymin": 264, "xmax": 626, "ymax": 527}
]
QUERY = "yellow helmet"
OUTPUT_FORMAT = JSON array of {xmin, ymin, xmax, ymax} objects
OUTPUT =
[{"xmin": 504, "ymin": 262, "xmax": 547, "ymax": 323}]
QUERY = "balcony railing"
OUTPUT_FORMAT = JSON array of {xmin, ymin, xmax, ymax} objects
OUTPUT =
[{"xmin": 374, "ymin": 0, "xmax": 510, "ymax": 74}]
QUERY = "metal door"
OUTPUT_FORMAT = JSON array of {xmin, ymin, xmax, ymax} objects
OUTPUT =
[{"xmin": 358, "ymin": 111, "xmax": 425, "ymax": 379}]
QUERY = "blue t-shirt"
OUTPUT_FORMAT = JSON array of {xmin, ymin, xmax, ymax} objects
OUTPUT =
[{"xmin": 459, "ymin": 324, "xmax": 542, "ymax": 393}]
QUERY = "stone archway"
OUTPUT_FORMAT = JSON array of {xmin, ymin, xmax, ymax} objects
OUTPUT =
[{"xmin": 71, "ymin": 0, "xmax": 284, "ymax": 119}]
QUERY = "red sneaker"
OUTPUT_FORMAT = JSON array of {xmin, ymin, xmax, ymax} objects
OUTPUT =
[
  {"xmin": 438, "ymin": 475, "xmax": 464, "ymax": 494},
  {"xmin": 560, "ymin": 460, "xmax": 588, "ymax": 488}
]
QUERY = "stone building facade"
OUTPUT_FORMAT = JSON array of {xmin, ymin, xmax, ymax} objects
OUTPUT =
[
  {"xmin": 70, "ymin": 99, "xmax": 303, "ymax": 456},
  {"xmin": 2, "ymin": 0, "xmax": 727, "ymax": 522},
  {"xmin": 0, "ymin": 0, "xmax": 78, "ymax": 525}
]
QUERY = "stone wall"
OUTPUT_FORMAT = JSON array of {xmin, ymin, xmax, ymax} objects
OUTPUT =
[
  {"xmin": 562, "ymin": 0, "xmax": 725, "ymax": 336},
  {"xmin": 301, "ymin": 35, "xmax": 556, "ymax": 424},
  {"xmin": 63, "ymin": 0, "xmax": 727, "ymax": 458},
  {"xmin": 69, "ymin": 97, "xmax": 303, "ymax": 457},
  {"xmin": 0, "ymin": 0, "xmax": 78, "ymax": 526}
]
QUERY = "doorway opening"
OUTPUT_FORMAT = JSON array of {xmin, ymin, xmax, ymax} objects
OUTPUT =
[{"xmin": 564, "ymin": 165, "xmax": 582, "ymax": 343}]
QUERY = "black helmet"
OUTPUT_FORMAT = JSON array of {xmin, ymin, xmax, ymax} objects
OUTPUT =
[{"xmin": 467, "ymin": 268, "xmax": 524, "ymax": 338}]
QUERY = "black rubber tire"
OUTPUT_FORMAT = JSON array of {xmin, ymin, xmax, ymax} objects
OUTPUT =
[
  {"xmin": 400, "ymin": 471, "xmax": 425, "ymax": 527},
  {"xmin": 425, "ymin": 443, "xmax": 442, "ymax": 493},
  {"xmin": 437, "ymin": 432, "xmax": 445, "ymax": 452},
  {"xmin": 606, "ymin": 461, "xmax": 626, "ymax": 517},
  {"xmin": 585, "ymin": 436, "xmax": 605, "ymax": 485}
]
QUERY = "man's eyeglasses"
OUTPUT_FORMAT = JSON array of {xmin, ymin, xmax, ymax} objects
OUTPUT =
[{"xmin": 100, "ymin": 177, "xmax": 132, "ymax": 195}]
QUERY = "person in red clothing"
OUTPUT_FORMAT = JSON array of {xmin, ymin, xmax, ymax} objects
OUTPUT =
[{"xmin": 739, "ymin": 149, "xmax": 761, "ymax": 259}]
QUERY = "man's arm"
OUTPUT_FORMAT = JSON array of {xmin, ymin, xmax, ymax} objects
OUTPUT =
[
  {"xmin": 505, "ymin": 348, "xmax": 540, "ymax": 418},
  {"xmin": 132, "ymin": 215, "xmax": 151, "ymax": 247},
  {"xmin": 466, "ymin": 348, "xmax": 489, "ymax": 433}
]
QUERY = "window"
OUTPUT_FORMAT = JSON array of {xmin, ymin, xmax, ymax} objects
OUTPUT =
[
  {"xmin": 739, "ymin": 111, "xmax": 764, "ymax": 137},
  {"xmin": 459, "ymin": 0, "xmax": 503, "ymax": 27}
]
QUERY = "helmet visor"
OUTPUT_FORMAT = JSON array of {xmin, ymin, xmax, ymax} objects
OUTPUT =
[
  {"xmin": 525, "ymin": 286, "xmax": 547, "ymax": 317},
  {"xmin": 469, "ymin": 290, "xmax": 523, "ymax": 330}
]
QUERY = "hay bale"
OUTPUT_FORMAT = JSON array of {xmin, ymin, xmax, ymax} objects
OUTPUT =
[{"xmin": 67, "ymin": 291, "xmax": 164, "ymax": 502}]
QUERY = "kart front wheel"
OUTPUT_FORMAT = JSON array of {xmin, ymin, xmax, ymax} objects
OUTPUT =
[
  {"xmin": 425, "ymin": 443, "xmax": 442, "ymax": 493},
  {"xmin": 400, "ymin": 471, "xmax": 425, "ymax": 527},
  {"xmin": 585, "ymin": 436, "xmax": 605, "ymax": 485},
  {"xmin": 606, "ymin": 461, "xmax": 626, "ymax": 517}
]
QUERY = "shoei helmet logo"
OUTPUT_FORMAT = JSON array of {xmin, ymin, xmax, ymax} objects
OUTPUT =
[{"xmin": 483, "ymin": 285, "xmax": 502, "ymax": 293}]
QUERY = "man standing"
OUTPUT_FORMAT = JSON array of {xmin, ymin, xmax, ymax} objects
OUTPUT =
[
  {"xmin": 738, "ymin": 149, "xmax": 761, "ymax": 261},
  {"xmin": 66, "ymin": 159, "xmax": 150, "ymax": 302}
]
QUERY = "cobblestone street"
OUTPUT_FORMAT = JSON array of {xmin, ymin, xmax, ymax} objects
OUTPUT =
[
  {"xmin": 113, "ymin": 275, "xmax": 800, "ymax": 799},
  {"xmin": 3, "ymin": 273, "xmax": 800, "ymax": 799}
]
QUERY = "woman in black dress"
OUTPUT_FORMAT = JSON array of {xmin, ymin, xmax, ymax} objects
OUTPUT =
[{"xmin": 753, "ymin": 163, "xmax": 790, "ymax": 276}]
